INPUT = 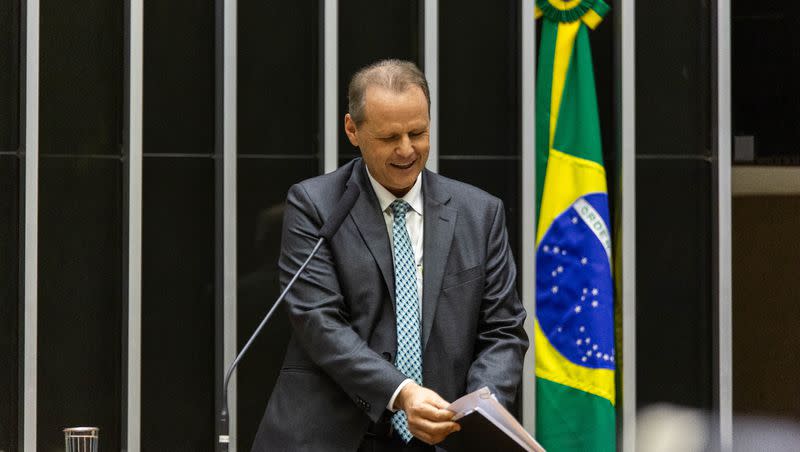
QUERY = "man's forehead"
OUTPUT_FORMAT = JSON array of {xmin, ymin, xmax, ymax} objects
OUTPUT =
[
  {"xmin": 361, "ymin": 85, "xmax": 429, "ymax": 124},
  {"xmin": 363, "ymin": 84, "xmax": 425, "ymax": 104}
]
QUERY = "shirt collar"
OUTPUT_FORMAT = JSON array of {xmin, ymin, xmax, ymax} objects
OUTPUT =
[{"xmin": 365, "ymin": 167, "xmax": 424, "ymax": 216}]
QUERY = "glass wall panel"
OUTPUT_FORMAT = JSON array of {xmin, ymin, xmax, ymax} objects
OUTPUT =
[
  {"xmin": 732, "ymin": 2, "xmax": 800, "ymax": 164},
  {"xmin": 236, "ymin": 1, "xmax": 322, "ymax": 447},
  {"xmin": 438, "ymin": 0, "xmax": 521, "ymax": 309},
  {"xmin": 39, "ymin": 0, "xmax": 123, "ymax": 156},
  {"xmin": 439, "ymin": 0, "xmax": 519, "ymax": 157},
  {"xmin": 236, "ymin": 158, "xmax": 318, "ymax": 450},
  {"xmin": 0, "ymin": 0, "xmax": 19, "ymax": 449},
  {"xmin": 143, "ymin": 1, "xmax": 214, "ymax": 154},
  {"xmin": 38, "ymin": 0, "xmax": 124, "ymax": 449},
  {"xmin": 338, "ymin": 0, "xmax": 421, "ymax": 160},
  {"xmin": 0, "ymin": 0, "xmax": 19, "ymax": 152},
  {"xmin": 636, "ymin": 0, "xmax": 714, "ymax": 415},
  {"xmin": 637, "ymin": 0, "xmax": 711, "ymax": 157},
  {"xmin": 0, "ymin": 156, "xmax": 19, "ymax": 452},
  {"xmin": 38, "ymin": 158, "xmax": 123, "ymax": 451},
  {"xmin": 636, "ymin": 160, "xmax": 713, "ymax": 408},
  {"xmin": 238, "ymin": 0, "xmax": 320, "ymax": 157},
  {"xmin": 142, "ymin": 0, "xmax": 216, "ymax": 449},
  {"xmin": 141, "ymin": 158, "xmax": 216, "ymax": 451}
]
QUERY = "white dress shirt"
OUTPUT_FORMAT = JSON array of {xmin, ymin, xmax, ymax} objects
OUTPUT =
[{"xmin": 365, "ymin": 168, "xmax": 423, "ymax": 412}]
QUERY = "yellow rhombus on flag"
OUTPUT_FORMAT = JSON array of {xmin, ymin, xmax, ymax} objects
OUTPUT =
[{"xmin": 534, "ymin": 0, "xmax": 616, "ymax": 451}]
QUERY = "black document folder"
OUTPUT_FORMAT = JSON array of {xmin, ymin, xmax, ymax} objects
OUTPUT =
[{"xmin": 441, "ymin": 387, "xmax": 546, "ymax": 452}]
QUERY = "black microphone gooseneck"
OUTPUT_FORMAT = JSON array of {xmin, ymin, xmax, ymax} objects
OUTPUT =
[{"xmin": 218, "ymin": 184, "xmax": 361, "ymax": 451}]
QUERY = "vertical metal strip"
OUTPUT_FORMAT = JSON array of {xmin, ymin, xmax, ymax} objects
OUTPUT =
[
  {"xmin": 22, "ymin": 0, "xmax": 39, "ymax": 449},
  {"xmin": 223, "ymin": 0, "xmax": 238, "ymax": 448},
  {"xmin": 520, "ymin": 0, "xmax": 536, "ymax": 433},
  {"xmin": 715, "ymin": 0, "xmax": 732, "ymax": 449},
  {"xmin": 126, "ymin": 0, "xmax": 143, "ymax": 449},
  {"xmin": 615, "ymin": 1, "xmax": 637, "ymax": 451},
  {"xmin": 323, "ymin": 0, "xmax": 338, "ymax": 173},
  {"xmin": 423, "ymin": 0, "xmax": 438, "ymax": 173}
]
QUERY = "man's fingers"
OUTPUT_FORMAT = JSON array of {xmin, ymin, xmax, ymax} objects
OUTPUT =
[
  {"xmin": 408, "ymin": 416, "xmax": 458, "ymax": 434},
  {"xmin": 398, "ymin": 384, "xmax": 461, "ymax": 444},
  {"xmin": 425, "ymin": 392, "xmax": 451, "ymax": 410},
  {"xmin": 414, "ymin": 403, "xmax": 455, "ymax": 422},
  {"xmin": 407, "ymin": 418, "xmax": 460, "ymax": 445}
]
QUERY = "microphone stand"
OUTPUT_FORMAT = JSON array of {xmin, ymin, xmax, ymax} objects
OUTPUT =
[
  {"xmin": 218, "ymin": 237, "xmax": 325, "ymax": 452},
  {"xmin": 217, "ymin": 182, "xmax": 360, "ymax": 451}
]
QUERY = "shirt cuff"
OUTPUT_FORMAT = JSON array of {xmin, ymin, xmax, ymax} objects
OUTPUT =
[{"xmin": 387, "ymin": 379, "xmax": 414, "ymax": 411}]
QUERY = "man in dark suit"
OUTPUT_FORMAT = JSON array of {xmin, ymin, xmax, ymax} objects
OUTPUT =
[{"xmin": 251, "ymin": 59, "xmax": 528, "ymax": 451}]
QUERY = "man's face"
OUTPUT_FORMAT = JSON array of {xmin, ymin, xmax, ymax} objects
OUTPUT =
[{"xmin": 344, "ymin": 85, "xmax": 430, "ymax": 197}]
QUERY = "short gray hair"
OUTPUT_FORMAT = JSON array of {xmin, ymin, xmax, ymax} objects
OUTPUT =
[{"xmin": 347, "ymin": 59, "xmax": 430, "ymax": 125}]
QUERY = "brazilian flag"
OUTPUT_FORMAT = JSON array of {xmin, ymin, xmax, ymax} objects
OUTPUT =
[{"xmin": 534, "ymin": 0, "xmax": 616, "ymax": 451}]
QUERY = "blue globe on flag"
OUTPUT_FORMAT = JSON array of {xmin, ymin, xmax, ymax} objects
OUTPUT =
[{"xmin": 536, "ymin": 192, "xmax": 615, "ymax": 370}]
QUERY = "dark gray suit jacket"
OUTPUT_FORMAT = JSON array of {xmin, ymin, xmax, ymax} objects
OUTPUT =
[{"xmin": 251, "ymin": 158, "xmax": 528, "ymax": 451}]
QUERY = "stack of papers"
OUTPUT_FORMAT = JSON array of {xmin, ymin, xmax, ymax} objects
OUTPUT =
[{"xmin": 444, "ymin": 387, "xmax": 546, "ymax": 452}]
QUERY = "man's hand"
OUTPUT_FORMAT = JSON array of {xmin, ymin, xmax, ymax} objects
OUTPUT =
[{"xmin": 394, "ymin": 382, "xmax": 461, "ymax": 445}]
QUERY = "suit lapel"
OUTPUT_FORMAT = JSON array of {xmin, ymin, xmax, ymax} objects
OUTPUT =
[
  {"xmin": 345, "ymin": 162, "xmax": 457, "ymax": 347},
  {"xmin": 421, "ymin": 171, "xmax": 456, "ymax": 349},
  {"xmin": 347, "ymin": 160, "xmax": 396, "ymax": 307}
]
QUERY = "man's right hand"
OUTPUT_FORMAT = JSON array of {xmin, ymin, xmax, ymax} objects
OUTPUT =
[{"xmin": 394, "ymin": 382, "xmax": 461, "ymax": 445}]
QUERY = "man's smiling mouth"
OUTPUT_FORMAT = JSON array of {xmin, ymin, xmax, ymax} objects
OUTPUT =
[{"xmin": 391, "ymin": 160, "xmax": 415, "ymax": 170}]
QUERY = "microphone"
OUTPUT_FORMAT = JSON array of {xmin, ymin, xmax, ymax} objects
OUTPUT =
[{"xmin": 218, "ymin": 183, "xmax": 361, "ymax": 451}]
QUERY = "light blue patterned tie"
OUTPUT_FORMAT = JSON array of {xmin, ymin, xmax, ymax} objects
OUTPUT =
[{"xmin": 389, "ymin": 200, "xmax": 423, "ymax": 443}]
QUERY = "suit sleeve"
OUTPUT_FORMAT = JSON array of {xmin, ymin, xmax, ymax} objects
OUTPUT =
[
  {"xmin": 278, "ymin": 183, "xmax": 407, "ymax": 422},
  {"xmin": 465, "ymin": 198, "xmax": 530, "ymax": 408}
]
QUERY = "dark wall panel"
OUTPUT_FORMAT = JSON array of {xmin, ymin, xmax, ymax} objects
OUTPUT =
[
  {"xmin": 338, "ymin": 0, "xmax": 421, "ymax": 159},
  {"xmin": 238, "ymin": 0, "xmax": 319, "ymax": 156},
  {"xmin": 37, "ymin": 0, "xmax": 124, "ymax": 449},
  {"xmin": 236, "ymin": 158, "xmax": 318, "ymax": 451},
  {"xmin": 439, "ymin": 0, "xmax": 519, "ymax": 157},
  {"xmin": 0, "ymin": 156, "xmax": 19, "ymax": 452},
  {"xmin": 636, "ymin": 0, "xmax": 711, "ymax": 157},
  {"xmin": 38, "ymin": 158, "xmax": 123, "ymax": 451},
  {"xmin": 143, "ymin": 0, "xmax": 214, "ymax": 154},
  {"xmin": 635, "ymin": 159, "xmax": 713, "ymax": 410},
  {"xmin": 437, "ymin": 2, "xmax": 521, "ymax": 305},
  {"xmin": 237, "ymin": 4, "xmax": 322, "ymax": 444},
  {"xmin": 733, "ymin": 3, "xmax": 800, "ymax": 163},
  {"xmin": 0, "ymin": 0, "xmax": 20, "ymax": 152},
  {"xmin": 636, "ymin": 0, "xmax": 715, "ymax": 415},
  {"xmin": 39, "ymin": 0, "xmax": 123, "ymax": 156},
  {"xmin": 0, "ymin": 0, "xmax": 20, "ymax": 449},
  {"xmin": 142, "ymin": 158, "xmax": 215, "ymax": 452},
  {"xmin": 141, "ymin": 0, "xmax": 216, "ymax": 449}
]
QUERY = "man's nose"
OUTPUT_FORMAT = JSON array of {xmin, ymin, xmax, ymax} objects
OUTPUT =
[{"xmin": 396, "ymin": 134, "xmax": 413, "ymax": 157}]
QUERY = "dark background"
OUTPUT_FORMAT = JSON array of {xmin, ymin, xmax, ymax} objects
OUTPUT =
[
  {"xmin": 732, "ymin": 3, "xmax": 800, "ymax": 164},
  {"xmin": 635, "ymin": 0, "xmax": 714, "ymax": 419},
  {"xmin": 37, "ymin": 0, "xmax": 124, "ymax": 450},
  {"xmin": 0, "ymin": 0, "xmax": 20, "ymax": 449},
  {"xmin": 141, "ymin": 0, "xmax": 217, "ymax": 450}
]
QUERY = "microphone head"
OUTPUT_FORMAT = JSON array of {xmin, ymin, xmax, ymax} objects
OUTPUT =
[{"xmin": 318, "ymin": 184, "xmax": 361, "ymax": 241}]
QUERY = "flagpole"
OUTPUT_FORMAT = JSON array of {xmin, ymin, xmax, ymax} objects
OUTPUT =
[
  {"xmin": 614, "ymin": 0, "xmax": 637, "ymax": 451},
  {"xmin": 520, "ymin": 0, "xmax": 538, "ymax": 435}
]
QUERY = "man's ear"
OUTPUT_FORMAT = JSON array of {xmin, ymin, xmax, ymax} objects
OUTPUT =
[{"xmin": 344, "ymin": 113, "xmax": 359, "ymax": 147}]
